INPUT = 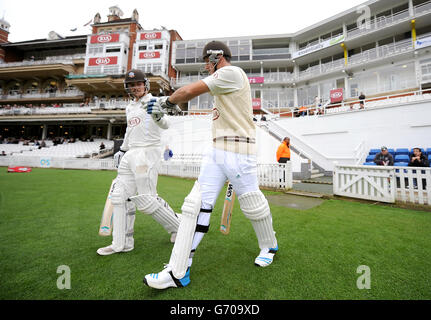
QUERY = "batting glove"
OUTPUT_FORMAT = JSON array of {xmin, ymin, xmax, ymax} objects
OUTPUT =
[
  {"xmin": 146, "ymin": 98, "xmax": 166, "ymax": 122},
  {"xmin": 113, "ymin": 149, "xmax": 126, "ymax": 168},
  {"xmin": 158, "ymin": 96, "xmax": 177, "ymax": 110}
]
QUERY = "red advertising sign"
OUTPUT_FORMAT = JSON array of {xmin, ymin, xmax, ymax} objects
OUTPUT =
[
  {"xmin": 7, "ymin": 166, "xmax": 32, "ymax": 173},
  {"xmin": 88, "ymin": 56, "xmax": 118, "ymax": 66},
  {"xmin": 249, "ymin": 77, "xmax": 264, "ymax": 84},
  {"xmin": 252, "ymin": 98, "xmax": 262, "ymax": 110},
  {"xmin": 139, "ymin": 51, "xmax": 161, "ymax": 59},
  {"xmin": 140, "ymin": 32, "xmax": 162, "ymax": 40},
  {"xmin": 90, "ymin": 34, "xmax": 120, "ymax": 44},
  {"xmin": 330, "ymin": 88, "xmax": 344, "ymax": 103}
]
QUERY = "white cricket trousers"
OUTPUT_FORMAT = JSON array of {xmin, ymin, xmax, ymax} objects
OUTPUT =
[{"xmin": 187, "ymin": 147, "xmax": 264, "ymax": 267}]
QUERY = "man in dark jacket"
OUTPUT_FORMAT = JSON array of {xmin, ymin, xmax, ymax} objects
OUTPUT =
[
  {"xmin": 408, "ymin": 148, "xmax": 429, "ymax": 168},
  {"xmin": 408, "ymin": 148, "xmax": 429, "ymax": 190},
  {"xmin": 374, "ymin": 146, "xmax": 394, "ymax": 166}
]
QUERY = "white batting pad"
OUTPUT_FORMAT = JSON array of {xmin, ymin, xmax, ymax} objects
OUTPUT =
[
  {"xmin": 111, "ymin": 203, "xmax": 127, "ymax": 252},
  {"xmin": 169, "ymin": 181, "xmax": 202, "ymax": 279},
  {"xmin": 238, "ymin": 191, "xmax": 277, "ymax": 250},
  {"xmin": 129, "ymin": 194, "xmax": 180, "ymax": 234}
]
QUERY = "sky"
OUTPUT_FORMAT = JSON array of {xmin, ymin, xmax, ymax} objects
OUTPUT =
[{"xmin": 1, "ymin": 0, "xmax": 367, "ymax": 43}]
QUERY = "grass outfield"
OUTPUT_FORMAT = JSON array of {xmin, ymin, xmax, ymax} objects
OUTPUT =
[{"xmin": 0, "ymin": 167, "xmax": 430, "ymax": 300}]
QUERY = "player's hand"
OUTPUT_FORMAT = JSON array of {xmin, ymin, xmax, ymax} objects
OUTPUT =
[
  {"xmin": 146, "ymin": 98, "xmax": 166, "ymax": 122},
  {"xmin": 158, "ymin": 96, "xmax": 178, "ymax": 111},
  {"xmin": 114, "ymin": 150, "xmax": 126, "ymax": 168}
]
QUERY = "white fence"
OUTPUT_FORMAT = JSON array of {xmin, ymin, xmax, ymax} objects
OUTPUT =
[
  {"xmin": 334, "ymin": 165, "xmax": 431, "ymax": 206},
  {"xmin": 0, "ymin": 156, "xmax": 293, "ymax": 191}
]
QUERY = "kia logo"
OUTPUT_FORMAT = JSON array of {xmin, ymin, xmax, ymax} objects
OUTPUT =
[
  {"xmin": 331, "ymin": 92, "xmax": 343, "ymax": 98},
  {"xmin": 144, "ymin": 52, "xmax": 156, "ymax": 58},
  {"xmin": 97, "ymin": 35, "xmax": 112, "ymax": 42},
  {"xmin": 144, "ymin": 33, "xmax": 158, "ymax": 39},
  {"xmin": 128, "ymin": 117, "xmax": 141, "ymax": 127},
  {"xmin": 96, "ymin": 57, "xmax": 111, "ymax": 65},
  {"xmin": 252, "ymin": 101, "xmax": 260, "ymax": 106}
]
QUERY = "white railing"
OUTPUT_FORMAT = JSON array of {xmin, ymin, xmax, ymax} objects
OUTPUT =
[
  {"xmin": 334, "ymin": 165, "xmax": 431, "ymax": 206},
  {"xmin": 347, "ymin": 9, "xmax": 411, "ymax": 40},
  {"xmin": 348, "ymin": 39, "xmax": 413, "ymax": 67},
  {"xmin": 414, "ymin": 0, "xmax": 431, "ymax": 16},
  {"xmin": 0, "ymin": 156, "xmax": 292, "ymax": 191},
  {"xmin": 277, "ymin": 89, "xmax": 431, "ymax": 118},
  {"xmin": 334, "ymin": 165, "xmax": 395, "ymax": 203}
]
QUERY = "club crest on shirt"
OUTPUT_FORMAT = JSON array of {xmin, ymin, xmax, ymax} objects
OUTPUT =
[
  {"xmin": 212, "ymin": 72, "xmax": 219, "ymax": 79},
  {"xmin": 128, "ymin": 117, "xmax": 141, "ymax": 127},
  {"xmin": 212, "ymin": 107, "xmax": 220, "ymax": 121}
]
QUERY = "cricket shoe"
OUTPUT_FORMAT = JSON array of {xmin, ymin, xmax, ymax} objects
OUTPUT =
[
  {"xmin": 254, "ymin": 245, "xmax": 278, "ymax": 267},
  {"xmin": 143, "ymin": 265, "xmax": 190, "ymax": 289},
  {"xmin": 96, "ymin": 245, "xmax": 133, "ymax": 256}
]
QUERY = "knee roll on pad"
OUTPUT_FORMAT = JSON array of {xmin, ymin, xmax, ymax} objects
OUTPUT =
[
  {"xmin": 238, "ymin": 191, "xmax": 277, "ymax": 250},
  {"xmin": 110, "ymin": 179, "xmax": 129, "ymax": 206},
  {"xmin": 238, "ymin": 191, "xmax": 271, "ymax": 221},
  {"xmin": 129, "ymin": 194, "xmax": 179, "ymax": 234}
]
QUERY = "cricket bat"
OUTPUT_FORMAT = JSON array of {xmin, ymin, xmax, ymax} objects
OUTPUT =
[
  {"xmin": 220, "ymin": 182, "xmax": 235, "ymax": 235},
  {"xmin": 98, "ymin": 180, "xmax": 116, "ymax": 236}
]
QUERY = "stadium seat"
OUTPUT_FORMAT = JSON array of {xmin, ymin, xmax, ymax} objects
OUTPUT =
[
  {"xmin": 395, "ymin": 155, "xmax": 410, "ymax": 163},
  {"xmin": 369, "ymin": 149, "xmax": 380, "ymax": 155},
  {"xmin": 366, "ymin": 155, "xmax": 375, "ymax": 162},
  {"xmin": 394, "ymin": 162, "xmax": 408, "ymax": 167},
  {"xmin": 395, "ymin": 148, "xmax": 409, "ymax": 156},
  {"xmin": 363, "ymin": 162, "xmax": 375, "ymax": 166},
  {"xmin": 388, "ymin": 149, "xmax": 395, "ymax": 156},
  {"xmin": 426, "ymin": 148, "xmax": 431, "ymax": 155}
]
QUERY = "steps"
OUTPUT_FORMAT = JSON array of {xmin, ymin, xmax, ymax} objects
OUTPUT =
[{"xmin": 311, "ymin": 168, "xmax": 324, "ymax": 179}]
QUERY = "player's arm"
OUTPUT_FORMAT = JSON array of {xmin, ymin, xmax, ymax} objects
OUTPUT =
[{"xmin": 167, "ymin": 81, "xmax": 210, "ymax": 104}]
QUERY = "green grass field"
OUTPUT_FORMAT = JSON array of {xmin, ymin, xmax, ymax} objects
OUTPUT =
[{"xmin": 0, "ymin": 167, "xmax": 430, "ymax": 300}]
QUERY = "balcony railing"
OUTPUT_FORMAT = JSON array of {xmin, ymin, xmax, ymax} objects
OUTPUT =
[
  {"xmin": 1, "ymin": 90, "xmax": 85, "ymax": 100},
  {"xmin": 414, "ymin": 0, "xmax": 431, "ymax": 16},
  {"xmin": 348, "ymin": 39, "xmax": 413, "ymax": 67},
  {"xmin": 347, "ymin": 9, "xmax": 411, "ymax": 40}
]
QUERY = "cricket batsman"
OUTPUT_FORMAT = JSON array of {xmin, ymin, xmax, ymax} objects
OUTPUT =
[
  {"xmin": 142, "ymin": 41, "xmax": 278, "ymax": 288},
  {"xmin": 97, "ymin": 69, "xmax": 180, "ymax": 255}
]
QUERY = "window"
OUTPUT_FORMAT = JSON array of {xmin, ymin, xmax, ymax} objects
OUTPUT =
[
  {"xmin": 155, "ymin": 44, "xmax": 163, "ymax": 50},
  {"xmin": 139, "ymin": 45, "xmax": 147, "ymax": 50},
  {"xmin": 106, "ymin": 47, "xmax": 121, "ymax": 53}
]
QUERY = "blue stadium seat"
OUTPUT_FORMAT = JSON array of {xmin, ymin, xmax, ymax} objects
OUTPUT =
[
  {"xmin": 426, "ymin": 148, "xmax": 431, "ymax": 155},
  {"xmin": 366, "ymin": 155, "xmax": 375, "ymax": 162},
  {"xmin": 369, "ymin": 149, "xmax": 380, "ymax": 155},
  {"xmin": 395, "ymin": 155, "xmax": 410, "ymax": 163},
  {"xmin": 394, "ymin": 162, "xmax": 408, "ymax": 167},
  {"xmin": 395, "ymin": 148, "xmax": 409, "ymax": 156},
  {"xmin": 388, "ymin": 149, "xmax": 395, "ymax": 156},
  {"xmin": 363, "ymin": 162, "xmax": 375, "ymax": 166}
]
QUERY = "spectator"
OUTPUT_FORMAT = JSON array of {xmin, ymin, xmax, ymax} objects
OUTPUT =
[
  {"xmin": 276, "ymin": 137, "xmax": 291, "ymax": 163},
  {"xmin": 299, "ymin": 106, "xmax": 307, "ymax": 116},
  {"xmin": 408, "ymin": 148, "xmax": 429, "ymax": 168},
  {"xmin": 163, "ymin": 145, "xmax": 173, "ymax": 161},
  {"xmin": 253, "ymin": 116, "xmax": 257, "ymax": 122},
  {"xmin": 408, "ymin": 148, "xmax": 429, "ymax": 190},
  {"xmin": 99, "ymin": 142, "xmax": 105, "ymax": 150},
  {"xmin": 261, "ymin": 114, "xmax": 267, "ymax": 121},
  {"xmin": 0, "ymin": 151, "xmax": 6, "ymax": 156},
  {"xmin": 359, "ymin": 92, "xmax": 366, "ymax": 109},
  {"xmin": 373, "ymin": 146, "xmax": 394, "ymax": 166}
]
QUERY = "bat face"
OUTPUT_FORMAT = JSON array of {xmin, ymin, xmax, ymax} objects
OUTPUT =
[{"xmin": 99, "ymin": 180, "xmax": 116, "ymax": 236}]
